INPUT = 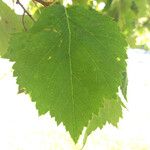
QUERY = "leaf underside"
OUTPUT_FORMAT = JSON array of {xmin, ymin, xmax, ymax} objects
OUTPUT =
[{"xmin": 5, "ymin": 4, "xmax": 127, "ymax": 142}]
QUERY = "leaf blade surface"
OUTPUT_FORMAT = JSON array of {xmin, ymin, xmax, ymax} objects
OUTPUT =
[{"xmin": 5, "ymin": 4, "xmax": 127, "ymax": 142}]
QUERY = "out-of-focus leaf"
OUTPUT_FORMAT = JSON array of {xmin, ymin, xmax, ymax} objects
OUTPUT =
[
  {"xmin": 0, "ymin": 1, "xmax": 21, "ymax": 55},
  {"xmin": 0, "ymin": 1, "xmax": 33, "ymax": 56},
  {"xmin": 72, "ymin": 0, "xmax": 89, "ymax": 6},
  {"xmin": 83, "ymin": 96, "xmax": 124, "ymax": 145}
]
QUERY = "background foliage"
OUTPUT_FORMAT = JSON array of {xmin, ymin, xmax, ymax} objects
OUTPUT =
[{"xmin": 74, "ymin": 0, "xmax": 150, "ymax": 50}]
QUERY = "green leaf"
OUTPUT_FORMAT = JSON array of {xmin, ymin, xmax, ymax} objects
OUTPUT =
[
  {"xmin": 120, "ymin": 71, "xmax": 128, "ymax": 100},
  {"xmin": 0, "ymin": 1, "xmax": 32, "ymax": 56},
  {"xmin": 0, "ymin": 1, "xmax": 21, "ymax": 56},
  {"xmin": 83, "ymin": 96, "xmax": 123, "ymax": 145},
  {"xmin": 72, "ymin": 0, "xmax": 89, "ymax": 6},
  {"xmin": 5, "ymin": 4, "xmax": 127, "ymax": 142}
]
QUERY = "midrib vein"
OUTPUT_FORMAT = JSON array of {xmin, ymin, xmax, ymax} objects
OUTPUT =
[{"xmin": 65, "ymin": 8, "xmax": 76, "ymax": 136}]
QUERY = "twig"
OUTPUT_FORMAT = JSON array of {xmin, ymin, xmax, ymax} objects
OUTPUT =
[{"xmin": 16, "ymin": 0, "xmax": 35, "ymax": 22}]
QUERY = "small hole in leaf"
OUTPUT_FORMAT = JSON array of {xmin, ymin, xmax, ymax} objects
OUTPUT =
[
  {"xmin": 116, "ymin": 57, "xmax": 121, "ymax": 62},
  {"xmin": 48, "ymin": 56, "xmax": 52, "ymax": 60}
]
